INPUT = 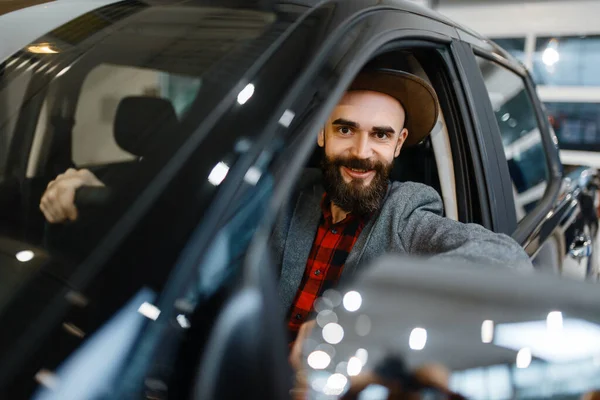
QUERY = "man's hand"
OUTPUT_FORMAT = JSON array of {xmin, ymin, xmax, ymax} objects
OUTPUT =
[
  {"xmin": 40, "ymin": 168, "xmax": 104, "ymax": 223},
  {"xmin": 289, "ymin": 320, "xmax": 316, "ymax": 400},
  {"xmin": 289, "ymin": 320, "xmax": 316, "ymax": 371}
]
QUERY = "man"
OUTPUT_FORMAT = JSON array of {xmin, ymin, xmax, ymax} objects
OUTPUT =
[
  {"xmin": 40, "ymin": 68, "xmax": 532, "ymax": 330},
  {"xmin": 270, "ymin": 67, "xmax": 532, "ymax": 342}
]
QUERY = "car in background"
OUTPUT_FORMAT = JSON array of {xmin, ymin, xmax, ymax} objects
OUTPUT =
[{"xmin": 0, "ymin": 0, "xmax": 599, "ymax": 398}]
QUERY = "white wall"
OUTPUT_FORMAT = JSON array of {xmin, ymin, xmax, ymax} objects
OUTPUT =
[{"xmin": 437, "ymin": 0, "xmax": 600, "ymax": 37}]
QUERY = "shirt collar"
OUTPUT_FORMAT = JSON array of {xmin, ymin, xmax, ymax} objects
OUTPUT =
[{"xmin": 320, "ymin": 193, "xmax": 359, "ymax": 225}]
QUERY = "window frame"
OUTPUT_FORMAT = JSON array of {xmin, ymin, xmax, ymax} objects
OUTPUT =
[
  {"xmin": 413, "ymin": 47, "xmax": 480, "ymax": 224},
  {"xmin": 450, "ymin": 40, "xmax": 519, "ymax": 235},
  {"xmin": 466, "ymin": 44, "xmax": 564, "ymax": 244}
]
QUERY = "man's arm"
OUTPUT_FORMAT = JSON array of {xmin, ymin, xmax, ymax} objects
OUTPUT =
[
  {"xmin": 40, "ymin": 168, "xmax": 104, "ymax": 223},
  {"xmin": 398, "ymin": 183, "xmax": 533, "ymax": 270}
]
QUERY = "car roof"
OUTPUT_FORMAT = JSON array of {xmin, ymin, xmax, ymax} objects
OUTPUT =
[
  {"xmin": 299, "ymin": 0, "xmax": 522, "ymax": 67},
  {"xmin": 287, "ymin": 0, "xmax": 485, "ymax": 37},
  {"xmin": 0, "ymin": 0, "xmax": 521, "ymax": 72}
]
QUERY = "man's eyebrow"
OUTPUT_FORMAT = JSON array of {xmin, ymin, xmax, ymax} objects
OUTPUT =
[
  {"xmin": 332, "ymin": 118, "xmax": 360, "ymax": 128},
  {"xmin": 372, "ymin": 126, "xmax": 396, "ymax": 134}
]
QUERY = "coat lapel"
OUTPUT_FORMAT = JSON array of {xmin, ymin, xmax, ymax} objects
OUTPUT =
[
  {"xmin": 338, "ymin": 183, "xmax": 392, "ymax": 284},
  {"xmin": 340, "ymin": 217, "xmax": 376, "ymax": 281},
  {"xmin": 278, "ymin": 189, "xmax": 322, "ymax": 314}
]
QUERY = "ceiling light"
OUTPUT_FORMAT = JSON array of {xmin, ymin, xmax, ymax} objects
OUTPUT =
[
  {"xmin": 322, "ymin": 323, "xmax": 344, "ymax": 344},
  {"xmin": 16, "ymin": 250, "xmax": 34, "ymax": 262},
  {"xmin": 208, "ymin": 162, "xmax": 229, "ymax": 185},
  {"xmin": 138, "ymin": 302, "xmax": 161, "ymax": 320},
  {"xmin": 324, "ymin": 373, "xmax": 348, "ymax": 396},
  {"xmin": 27, "ymin": 44, "xmax": 58, "ymax": 54},
  {"xmin": 176, "ymin": 314, "xmax": 191, "ymax": 329},
  {"xmin": 56, "ymin": 66, "xmax": 71, "ymax": 78},
  {"xmin": 409, "ymin": 327, "xmax": 427, "ymax": 350},
  {"xmin": 355, "ymin": 348, "xmax": 368, "ymax": 366},
  {"xmin": 516, "ymin": 347, "xmax": 532, "ymax": 368},
  {"xmin": 307, "ymin": 350, "xmax": 331, "ymax": 370},
  {"xmin": 237, "ymin": 83, "xmax": 255, "ymax": 105},
  {"xmin": 547, "ymin": 311, "xmax": 563, "ymax": 332},
  {"xmin": 542, "ymin": 47, "xmax": 560, "ymax": 66},
  {"xmin": 342, "ymin": 291, "xmax": 362, "ymax": 312},
  {"xmin": 482, "ymin": 320, "xmax": 494, "ymax": 343},
  {"xmin": 347, "ymin": 356, "xmax": 362, "ymax": 376}
]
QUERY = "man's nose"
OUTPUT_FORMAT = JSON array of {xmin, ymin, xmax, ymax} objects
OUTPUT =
[{"xmin": 350, "ymin": 133, "xmax": 373, "ymax": 159}]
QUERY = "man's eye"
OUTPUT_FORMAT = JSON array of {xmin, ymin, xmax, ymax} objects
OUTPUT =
[
  {"xmin": 374, "ymin": 132, "xmax": 389, "ymax": 139},
  {"xmin": 338, "ymin": 127, "xmax": 352, "ymax": 135}
]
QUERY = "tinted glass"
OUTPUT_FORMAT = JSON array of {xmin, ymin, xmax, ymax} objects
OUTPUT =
[
  {"xmin": 533, "ymin": 35, "xmax": 600, "ymax": 86},
  {"xmin": 545, "ymin": 102, "xmax": 600, "ymax": 151},
  {"xmin": 476, "ymin": 56, "xmax": 550, "ymax": 221},
  {"xmin": 492, "ymin": 37, "xmax": 526, "ymax": 63},
  {"xmin": 0, "ymin": 2, "xmax": 279, "ymax": 396},
  {"xmin": 69, "ymin": 64, "xmax": 201, "ymax": 167},
  {"xmin": 0, "ymin": 1, "xmax": 274, "ymax": 252}
]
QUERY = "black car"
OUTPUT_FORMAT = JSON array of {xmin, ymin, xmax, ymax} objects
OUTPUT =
[{"xmin": 0, "ymin": 0, "xmax": 599, "ymax": 399}]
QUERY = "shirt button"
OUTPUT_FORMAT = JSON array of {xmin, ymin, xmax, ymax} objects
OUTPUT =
[
  {"xmin": 295, "ymin": 314, "xmax": 303, "ymax": 320},
  {"xmin": 314, "ymin": 270, "xmax": 321, "ymax": 276},
  {"xmin": 331, "ymin": 229, "xmax": 337, "ymax": 234}
]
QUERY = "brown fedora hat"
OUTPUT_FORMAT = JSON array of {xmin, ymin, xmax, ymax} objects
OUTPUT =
[{"xmin": 349, "ymin": 69, "xmax": 440, "ymax": 146}]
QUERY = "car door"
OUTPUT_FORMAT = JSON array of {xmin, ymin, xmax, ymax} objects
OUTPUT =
[
  {"xmin": 0, "ymin": 3, "xmax": 302, "ymax": 398},
  {"xmin": 105, "ymin": 4, "xmax": 508, "ymax": 398},
  {"xmin": 455, "ymin": 32, "xmax": 599, "ymax": 278},
  {"xmin": 161, "ymin": 6, "xmax": 547, "ymax": 399}
]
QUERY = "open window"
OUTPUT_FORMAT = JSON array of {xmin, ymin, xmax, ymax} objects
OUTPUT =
[{"xmin": 288, "ymin": 46, "xmax": 478, "ymax": 225}]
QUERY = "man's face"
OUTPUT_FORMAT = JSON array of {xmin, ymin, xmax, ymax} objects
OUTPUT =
[{"xmin": 318, "ymin": 90, "xmax": 408, "ymax": 215}]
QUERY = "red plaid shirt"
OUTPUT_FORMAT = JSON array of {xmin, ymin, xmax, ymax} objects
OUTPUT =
[{"xmin": 287, "ymin": 194, "xmax": 367, "ymax": 339}]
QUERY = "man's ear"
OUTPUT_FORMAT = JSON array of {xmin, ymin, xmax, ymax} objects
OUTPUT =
[
  {"xmin": 394, "ymin": 128, "xmax": 409, "ymax": 158},
  {"xmin": 318, "ymin": 128, "xmax": 325, "ymax": 148}
]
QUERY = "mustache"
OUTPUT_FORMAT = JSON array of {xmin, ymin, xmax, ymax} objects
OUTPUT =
[{"xmin": 329, "ymin": 156, "xmax": 385, "ymax": 172}]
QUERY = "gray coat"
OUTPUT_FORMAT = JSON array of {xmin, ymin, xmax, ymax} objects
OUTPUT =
[{"xmin": 272, "ymin": 171, "xmax": 532, "ymax": 314}]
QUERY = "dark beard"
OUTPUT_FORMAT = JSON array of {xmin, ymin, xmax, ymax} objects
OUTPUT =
[{"xmin": 321, "ymin": 154, "xmax": 392, "ymax": 216}]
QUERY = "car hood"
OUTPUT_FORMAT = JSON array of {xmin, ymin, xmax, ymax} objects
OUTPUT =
[{"xmin": 302, "ymin": 255, "xmax": 600, "ymax": 398}]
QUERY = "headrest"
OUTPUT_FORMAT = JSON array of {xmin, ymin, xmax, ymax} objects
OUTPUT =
[{"xmin": 114, "ymin": 96, "xmax": 178, "ymax": 157}]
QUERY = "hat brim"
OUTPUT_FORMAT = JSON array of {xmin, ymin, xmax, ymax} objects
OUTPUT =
[{"xmin": 349, "ymin": 69, "xmax": 439, "ymax": 146}]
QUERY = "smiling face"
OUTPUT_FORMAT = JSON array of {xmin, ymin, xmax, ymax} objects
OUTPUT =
[{"xmin": 318, "ymin": 90, "xmax": 408, "ymax": 215}]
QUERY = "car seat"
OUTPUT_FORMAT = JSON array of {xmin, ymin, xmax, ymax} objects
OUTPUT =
[
  {"xmin": 43, "ymin": 96, "xmax": 179, "ymax": 258},
  {"xmin": 91, "ymin": 96, "xmax": 179, "ymax": 183}
]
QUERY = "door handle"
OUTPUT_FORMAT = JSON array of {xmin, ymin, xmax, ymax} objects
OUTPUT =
[{"xmin": 569, "ymin": 234, "xmax": 593, "ymax": 261}]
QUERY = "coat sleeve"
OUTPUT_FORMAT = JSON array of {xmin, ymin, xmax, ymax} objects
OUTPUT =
[{"xmin": 397, "ymin": 183, "xmax": 533, "ymax": 270}]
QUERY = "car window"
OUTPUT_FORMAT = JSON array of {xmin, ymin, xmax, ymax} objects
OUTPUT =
[
  {"xmin": 475, "ymin": 56, "xmax": 550, "ymax": 221},
  {"xmin": 70, "ymin": 63, "xmax": 201, "ymax": 167},
  {"xmin": 0, "ymin": 5, "xmax": 279, "ymax": 395},
  {"xmin": 0, "ymin": 1, "xmax": 274, "ymax": 243}
]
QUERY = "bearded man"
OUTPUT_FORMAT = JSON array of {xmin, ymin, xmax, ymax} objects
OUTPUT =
[{"xmin": 271, "ymin": 68, "xmax": 532, "ymax": 342}]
